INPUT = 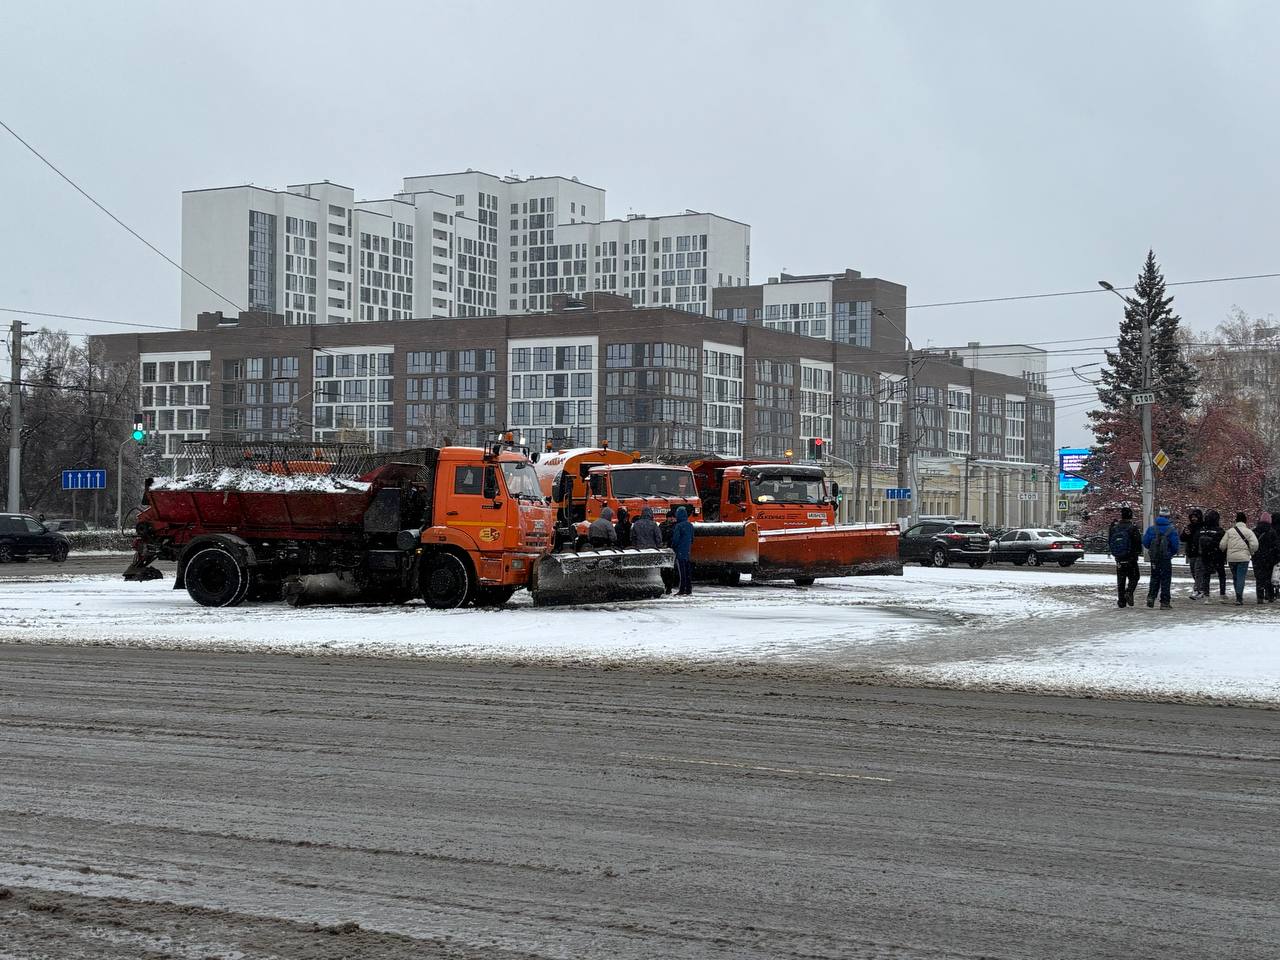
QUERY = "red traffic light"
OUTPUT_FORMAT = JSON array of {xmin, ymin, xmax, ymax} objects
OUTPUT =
[{"xmin": 814, "ymin": 437, "xmax": 824, "ymax": 446}]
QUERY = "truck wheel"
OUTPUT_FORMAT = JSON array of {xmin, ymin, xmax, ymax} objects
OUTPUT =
[
  {"xmin": 421, "ymin": 552, "xmax": 475, "ymax": 609},
  {"xmin": 184, "ymin": 546, "xmax": 251, "ymax": 607},
  {"xmin": 793, "ymin": 576, "xmax": 816, "ymax": 586},
  {"xmin": 717, "ymin": 570, "xmax": 742, "ymax": 587},
  {"xmin": 474, "ymin": 586, "xmax": 516, "ymax": 607}
]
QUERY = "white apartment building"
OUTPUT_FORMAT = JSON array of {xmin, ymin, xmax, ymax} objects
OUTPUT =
[
  {"xmin": 181, "ymin": 170, "xmax": 748, "ymax": 327},
  {"xmin": 948, "ymin": 342, "xmax": 1049, "ymax": 393}
]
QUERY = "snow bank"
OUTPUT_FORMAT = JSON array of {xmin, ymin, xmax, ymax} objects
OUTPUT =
[{"xmin": 149, "ymin": 467, "xmax": 370, "ymax": 494}]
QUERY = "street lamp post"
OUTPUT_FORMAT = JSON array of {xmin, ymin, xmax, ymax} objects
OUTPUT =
[
  {"xmin": 876, "ymin": 308, "xmax": 920, "ymax": 525},
  {"xmin": 1099, "ymin": 281, "xmax": 1154, "ymax": 527}
]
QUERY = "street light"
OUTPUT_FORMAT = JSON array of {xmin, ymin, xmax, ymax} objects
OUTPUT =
[
  {"xmin": 1098, "ymin": 280, "xmax": 1154, "ymax": 528},
  {"xmin": 875, "ymin": 307, "xmax": 920, "ymax": 524}
]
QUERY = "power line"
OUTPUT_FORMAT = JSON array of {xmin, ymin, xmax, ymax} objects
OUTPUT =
[
  {"xmin": 906, "ymin": 271, "xmax": 1280, "ymax": 311},
  {"xmin": 0, "ymin": 118, "xmax": 245, "ymax": 315}
]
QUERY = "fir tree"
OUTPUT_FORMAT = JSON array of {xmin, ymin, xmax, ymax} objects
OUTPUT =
[{"xmin": 1093, "ymin": 250, "xmax": 1198, "ymax": 414}]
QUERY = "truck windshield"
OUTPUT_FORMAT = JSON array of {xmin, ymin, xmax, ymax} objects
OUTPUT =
[
  {"xmin": 751, "ymin": 476, "xmax": 826, "ymax": 504},
  {"xmin": 610, "ymin": 468, "xmax": 695, "ymax": 499},
  {"xmin": 500, "ymin": 461, "xmax": 544, "ymax": 500}
]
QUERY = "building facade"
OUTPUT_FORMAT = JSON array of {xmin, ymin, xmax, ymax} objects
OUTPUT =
[
  {"xmin": 99, "ymin": 294, "xmax": 1056, "ymax": 526},
  {"xmin": 181, "ymin": 170, "xmax": 750, "ymax": 328}
]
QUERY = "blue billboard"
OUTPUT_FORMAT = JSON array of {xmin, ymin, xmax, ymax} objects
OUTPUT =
[{"xmin": 1058, "ymin": 448, "xmax": 1089, "ymax": 492}]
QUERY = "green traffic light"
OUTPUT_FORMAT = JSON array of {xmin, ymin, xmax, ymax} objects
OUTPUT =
[{"xmin": 131, "ymin": 429, "xmax": 146, "ymax": 442}]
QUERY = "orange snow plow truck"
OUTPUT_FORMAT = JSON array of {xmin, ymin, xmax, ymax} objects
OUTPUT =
[
  {"xmin": 122, "ymin": 438, "xmax": 670, "ymax": 609},
  {"xmin": 687, "ymin": 458, "xmax": 902, "ymax": 585}
]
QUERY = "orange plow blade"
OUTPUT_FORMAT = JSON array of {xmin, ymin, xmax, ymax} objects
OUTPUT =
[
  {"xmin": 754, "ymin": 523, "xmax": 902, "ymax": 580},
  {"xmin": 690, "ymin": 521, "xmax": 759, "ymax": 573}
]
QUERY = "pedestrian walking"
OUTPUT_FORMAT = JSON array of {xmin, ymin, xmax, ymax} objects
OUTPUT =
[
  {"xmin": 1141, "ymin": 506, "xmax": 1180, "ymax": 609},
  {"xmin": 614, "ymin": 506, "xmax": 632, "ymax": 548},
  {"xmin": 670, "ymin": 506, "xmax": 695, "ymax": 596},
  {"xmin": 1182, "ymin": 508, "xmax": 1206, "ymax": 599},
  {"xmin": 1198, "ymin": 510, "xmax": 1227, "ymax": 601},
  {"xmin": 658, "ymin": 511, "xmax": 678, "ymax": 593},
  {"xmin": 1252, "ymin": 513, "xmax": 1277, "ymax": 605},
  {"xmin": 1222, "ymin": 511, "xmax": 1259, "ymax": 605},
  {"xmin": 1107, "ymin": 507, "xmax": 1143, "ymax": 608},
  {"xmin": 630, "ymin": 506, "xmax": 662, "ymax": 549},
  {"xmin": 588, "ymin": 506, "xmax": 618, "ymax": 547}
]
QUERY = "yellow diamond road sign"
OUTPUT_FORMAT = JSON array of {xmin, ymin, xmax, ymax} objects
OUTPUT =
[{"xmin": 1153, "ymin": 449, "xmax": 1170, "ymax": 471}]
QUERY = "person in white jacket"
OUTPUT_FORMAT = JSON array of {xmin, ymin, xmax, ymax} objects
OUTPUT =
[{"xmin": 1222, "ymin": 512, "xmax": 1259, "ymax": 605}]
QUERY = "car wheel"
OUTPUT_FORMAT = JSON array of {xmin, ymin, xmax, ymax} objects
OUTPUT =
[
  {"xmin": 968, "ymin": 560, "xmax": 986, "ymax": 569},
  {"xmin": 931, "ymin": 547, "xmax": 950, "ymax": 568},
  {"xmin": 1027, "ymin": 551, "xmax": 1042, "ymax": 567},
  {"xmin": 50, "ymin": 544, "xmax": 69, "ymax": 563},
  {"xmin": 0, "ymin": 545, "xmax": 11, "ymax": 563},
  {"xmin": 1058, "ymin": 559, "xmax": 1075, "ymax": 568}
]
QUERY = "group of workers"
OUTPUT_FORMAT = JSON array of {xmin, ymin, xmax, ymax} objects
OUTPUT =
[{"xmin": 585, "ymin": 505, "xmax": 696, "ymax": 595}]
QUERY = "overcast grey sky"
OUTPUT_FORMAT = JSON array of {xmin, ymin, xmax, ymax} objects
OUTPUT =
[{"xmin": 3, "ymin": 0, "xmax": 1277, "ymax": 446}]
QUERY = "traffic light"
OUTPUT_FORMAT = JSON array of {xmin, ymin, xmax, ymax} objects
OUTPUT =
[
  {"xmin": 807, "ymin": 437, "xmax": 825, "ymax": 459},
  {"xmin": 131, "ymin": 415, "xmax": 147, "ymax": 444}
]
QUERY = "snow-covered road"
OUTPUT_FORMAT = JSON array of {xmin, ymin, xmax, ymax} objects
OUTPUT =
[{"xmin": 0, "ymin": 567, "xmax": 1276, "ymax": 704}]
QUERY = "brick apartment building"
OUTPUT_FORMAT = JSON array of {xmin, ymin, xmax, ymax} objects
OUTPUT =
[{"xmin": 95, "ymin": 292, "xmax": 1056, "ymax": 526}]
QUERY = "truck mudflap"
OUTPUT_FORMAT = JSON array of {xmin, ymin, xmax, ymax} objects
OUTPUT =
[
  {"xmin": 531, "ymin": 547, "xmax": 673, "ymax": 606},
  {"xmin": 690, "ymin": 521, "xmax": 759, "ymax": 572},
  {"xmin": 753, "ymin": 523, "xmax": 903, "ymax": 580}
]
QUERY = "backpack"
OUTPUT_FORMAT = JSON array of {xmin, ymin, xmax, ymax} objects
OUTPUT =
[
  {"xmin": 1109, "ymin": 524, "xmax": 1135, "ymax": 560},
  {"xmin": 1198, "ymin": 527, "xmax": 1222, "ymax": 559},
  {"xmin": 1148, "ymin": 529, "xmax": 1172, "ymax": 562}
]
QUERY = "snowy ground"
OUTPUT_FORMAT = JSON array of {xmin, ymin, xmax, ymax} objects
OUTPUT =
[{"xmin": 0, "ymin": 566, "xmax": 1276, "ymax": 705}]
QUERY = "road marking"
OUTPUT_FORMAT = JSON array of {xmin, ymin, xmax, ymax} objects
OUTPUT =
[{"xmin": 629, "ymin": 754, "xmax": 894, "ymax": 783}]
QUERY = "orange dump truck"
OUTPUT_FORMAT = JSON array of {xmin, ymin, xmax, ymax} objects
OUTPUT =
[
  {"xmin": 124, "ymin": 439, "xmax": 668, "ymax": 608},
  {"xmin": 688, "ymin": 458, "xmax": 902, "ymax": 584}
]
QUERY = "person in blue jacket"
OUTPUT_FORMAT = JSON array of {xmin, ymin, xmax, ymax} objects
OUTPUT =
[
  {"xmin": 670, "ymin": 506, "xmax": 695, "ymax": 596},
  {"xmin": 1141, "ymin": 506, "xmax": 1181, "ymax": 609}
]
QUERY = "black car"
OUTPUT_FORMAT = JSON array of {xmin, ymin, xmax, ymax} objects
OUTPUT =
[
  {"xmin": 989, "ymin": 528, "xmax": 1085, "ymax": 567},
  {"xmin": 0, "ymin": 514, "xmax": 71, "ymax": 563},
  {"xmin": 899, "ymin": 520, "xmax": 992, "ymax": 568}
]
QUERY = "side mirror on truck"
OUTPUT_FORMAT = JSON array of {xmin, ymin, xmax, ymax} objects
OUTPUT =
[
  {"xmin": 482, "ymin": 466, "xmax": 499, "ymax": 501},
  {"xmin": 727, "ymin": 480, "xmax": 745, "ymax": 505},
  {"xmin": 588, "ymin": 474, "xmax": 605, "ymax": 497}
]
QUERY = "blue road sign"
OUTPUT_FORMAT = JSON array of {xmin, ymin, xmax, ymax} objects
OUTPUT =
[
  {"xmin": 62, "ymin": 469, "xmax": 107, "ymax": 491},
  {"xmin": 885, "ymin": 487, "xmax": 913, "ymax": 501}
]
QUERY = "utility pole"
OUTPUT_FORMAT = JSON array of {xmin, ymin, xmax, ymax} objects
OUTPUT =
[
  {"xmin": 7, "ymin": 320, "xmax": 21, "ymax": 512},
  {"xmin": 1099, "ymin": 281, "xmax": 1156, "ymax": 527}
]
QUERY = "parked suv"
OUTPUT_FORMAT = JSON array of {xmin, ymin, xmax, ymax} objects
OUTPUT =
[
  {"xmin": 0, "ymin": 514, "xmax": 71, "ymax": 563},
  {"xmin": 899, "ymin": 520, "xmax": 992, "ymax": 568},
  {"xmin": 43, "ymin": 518, "xmax": 88, "ymax": 532},
  {"xmin": 989, "ymin": 528, "xmax": 1085, "ymax": 567}
]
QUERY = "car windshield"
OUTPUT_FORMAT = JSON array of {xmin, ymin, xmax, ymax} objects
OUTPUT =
[
  {"xmin": 500, "ymin": 461, "xmax": 544, "ymax": 499},
  {"xmin": 751, "ymin": 476, "xmax": 826, "ymax": 504},
  {"xmin": 610, "ymin": 468, "xmax": 695, "ymax": 499}
]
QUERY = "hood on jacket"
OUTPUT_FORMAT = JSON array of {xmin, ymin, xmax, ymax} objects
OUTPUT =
[
  {"xmin": 599, "ymin": 506, "xmax": 614, "ymax": 521},
  {"xmin": 616, "ymin": 506, "xmax": 629, "ymax": 521},
  {"xmin": 675, "ymin": 506, "xmax": 688, "ymax": 521},
  {"xmin": 1204, "ymin": 509, "xmax": 1221, "ymax": 529},
  {"xmin": 1154, "ymin": 515, "xmax": 1175, "ymax": 531},
  {"xmin": 640, "ymin": 507, "xmax": 654, "ymax": 520},
  {"xmin": 1187, "ymin": 508, "xmax": 1204, "ymax": 526}
]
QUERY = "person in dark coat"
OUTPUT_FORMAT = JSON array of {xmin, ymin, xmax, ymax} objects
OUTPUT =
[
  {"xmin": 614, "ymin": 506, "xmax": 632, "ymax": 548},
  {"xmin": 669, "ymin": 506, "xmax": 695, "ymax": 596},
  {"xmin": 630, "ymin": 506, "xmax": 662, "ymax": 549},
  {"xmin": 1199, "ymin": 510, "xmax": 1227, "ymax": 601},
  {"xmin": 658, "ymin": 511, "xmax": 677, "ymax": 593},
  {"xmin": 1182, "ymin": 508, "xmax": 1205, "ymax": 599},
  {"xmin": 587, "ymin": 506, "xmax": 618, "ymax": 547},
  {"xmin": 1107, "ymin": 507, "xmax": 1143, "ymax": 608},
  {"xmin": 1252, "ymin": 513, "xmax": 1277, "ymax": 604}
]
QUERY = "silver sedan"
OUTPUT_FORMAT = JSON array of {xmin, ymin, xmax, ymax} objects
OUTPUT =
[{"xmin": 989, "ymin": 528, "xmax": 1085, "ymax": 567}]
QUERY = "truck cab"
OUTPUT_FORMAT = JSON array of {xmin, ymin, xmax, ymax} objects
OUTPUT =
[{"xmin": 693, "ymin": 461, "xmax": 838, "ymax": 530}]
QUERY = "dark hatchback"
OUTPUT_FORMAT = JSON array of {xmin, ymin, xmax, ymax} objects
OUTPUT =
[
  {"xmin": 0, "ymin": 514, "xmax": 71, "ymax": 563},
  {"xmin": 899, "ymin": 520, "xmax": 992, "ymax": 568}
]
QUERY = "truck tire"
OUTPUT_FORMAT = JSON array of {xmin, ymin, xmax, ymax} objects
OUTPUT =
[
  {"xmin": 716, "ymin": 570, "xmax": 742, "ymax": 587},
  {"xmin": 793, "ymin": 576, "xmax": 816, "ymax": 586},
  {"xmin": 420, "ymin": 552, "xmax": 475, "ymax": 609},
  {"xmin": 184, "ymin": 545, "xmax": 251, "ymax": 607}
]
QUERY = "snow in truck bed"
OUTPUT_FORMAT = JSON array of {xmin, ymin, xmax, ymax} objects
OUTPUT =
[{"xmin": 148, "ymin": 467, "xmax": 371, "ymax": 494}]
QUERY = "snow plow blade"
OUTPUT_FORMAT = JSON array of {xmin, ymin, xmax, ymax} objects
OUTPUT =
[
  {"xmin": 122, "ymin": 557, "xmax": 164, "ymax": 582},
  {"xmin": 754, "ymin": 523, "xmax": 902, "ymax": 580},
  {"xmin": 531, "ymin": 548, "xmax": 673, "ymax": 606},
  {"xmin": 690, "ymin": 521, "xmax": 759, "ymax": 572}
]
